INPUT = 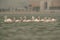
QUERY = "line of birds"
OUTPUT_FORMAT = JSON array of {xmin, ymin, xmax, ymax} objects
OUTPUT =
[{"xmin": 4, "ymin": 16, "xmax": 57, "ymax": 23}]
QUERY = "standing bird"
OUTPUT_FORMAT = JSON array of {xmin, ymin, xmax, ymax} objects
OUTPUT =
[
  {"xmin": 40, "ymin": 17, "xmax": 47, "ymax": 22},
  {"xmin": 23, "ymin": 16, "xmax": 31, "ymax": 22},
  {"xmin": 31, "ymin": 16, "xmax": 35, "ymax": 22},
  {"xmin": 51, "ymin": 18, "xmax": 57, "ymax": 22},
  {"xmin": 4, "ymin": 16, "xmax": 13, "ymax": 23},
  {"xmin": 14, "ymin": 17, "xmax": 22, "ymax": 23},
  {"xmin": 34, "ymin": 16, "xmax": 40, "ymax": 22}
]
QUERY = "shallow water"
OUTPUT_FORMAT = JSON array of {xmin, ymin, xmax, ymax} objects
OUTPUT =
[{"xmin": 0, "ymin": 13, "xmax": 60, "ymax": 40}]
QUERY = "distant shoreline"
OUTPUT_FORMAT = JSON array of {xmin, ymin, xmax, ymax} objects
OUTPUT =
[{"xmin": 0, "ymin": 10, "xmax": 60, "ymax": 14}]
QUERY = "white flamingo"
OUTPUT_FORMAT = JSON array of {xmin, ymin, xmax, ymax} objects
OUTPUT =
[
  {"xmin": 51, "ymin": 18, "xmax": 57, "ymax": 22},
  {"xmin": 31, "ymin": 16, "xmax": 35, "ymax": 22},
  {"xmin": 40, "ymin": 17, "xmax": 57, "ymax": 22},
  {"xmin": 15, "ymin": 20, "xmax": 20, "ymax": 23},
  {"xmin": 4, "ymin": 16, "xmax": 13, "ymax": 23},
  {"xmin": 34, "ymin": 19, "xmax": 40, "ymax": 22},
  {"xmin": 33, "ymin": 16, "xmax": 40, "ymax": 22},
  {"xmin": 14, "ymin": 17, "xmax": 22, "ymax": 23},
  {"xmin": 45, "ymin": 17, "xmax": 57, "ymax": 22},
  {"xmin": 40, "ymin": 17, "xmax": 47, "ymax": 22},
  {"xmin": 23, "ymin": 16, "xmax": 31, "ymax": 22},
  {"xmin": 40, "ymin": 19, "xmax": 45, "ymax": 22},
  {"xmin": 23, "ymin": 19, "xmax": 32, "ymax": 22}
]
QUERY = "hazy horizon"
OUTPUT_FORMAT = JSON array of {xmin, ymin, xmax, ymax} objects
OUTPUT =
[{"xmin": 0, "ymin": 0, "xmax": 29, "ymax": 8}]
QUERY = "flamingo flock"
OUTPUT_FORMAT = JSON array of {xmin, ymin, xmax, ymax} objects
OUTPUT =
[{"xmin": 4, "ymin": 16, "xmax": 57, "ymax": 23}]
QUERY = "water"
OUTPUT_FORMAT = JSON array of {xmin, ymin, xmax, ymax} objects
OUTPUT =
[{"xmin": 0, "ymin": 13, "xmax": 60, "ymax": 40}]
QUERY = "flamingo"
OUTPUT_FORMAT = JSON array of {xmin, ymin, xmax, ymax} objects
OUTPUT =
[
  {"xmin": 4, "ymin": 16, "xmax": 13, "ymax": 23},
  {"xmin": 14, "ymin": 17, "xmax": 23, "ymax": 23},
  {"xmin": 45, "ymin": 17, "xmax": 57, "ymax": 22},
  {"xmin": 40, "ymin": 17, "xmax": 57, "ymax": 22},
  {"xmin": 23, "ymin": 16, "xmax": 32, "ymax": 22},
  {"xmin": 40, "ymin": 17, "xmax": 47, "ymax": 22},
  {"xmin": 44, "ymin": 17, "xmax": 51, "ymax": 22},
  {"xmin": 31, "ymin": 16, "xmax": 35, "ymax": 22},
  {"xmin": 51, "ymin": 18, "xmax": 57, "ymax": 22},
  {"xmin": 33, "ymin": 16, "xmax": 40, "ymax": 22}
]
